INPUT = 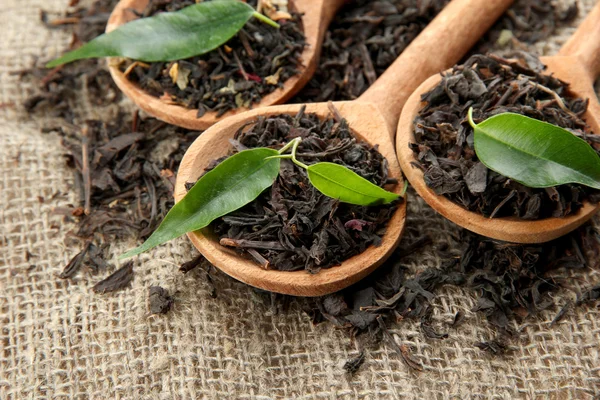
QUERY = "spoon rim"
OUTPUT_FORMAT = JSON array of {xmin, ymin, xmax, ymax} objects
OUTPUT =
[
  {"xmin": 105, "ymin": 0, "xmax": 319, "ymax": 130},
  {"xmin": 397, "ymin": 70, "xmax": 600, "ymax": 244},
  {"xmin": 175, "ymin": 102, "xmax": 407, "ymax": 297}
]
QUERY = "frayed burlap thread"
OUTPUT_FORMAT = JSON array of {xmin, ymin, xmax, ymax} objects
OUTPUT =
[{"xmin": 1, "ymin": 0, "xmax": 599, "ymax": 398}]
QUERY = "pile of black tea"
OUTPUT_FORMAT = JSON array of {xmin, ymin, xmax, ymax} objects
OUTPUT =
[
  {"xmin": 472, "ymin": 0, "xmax": 578, "ymax": 54},
  {"xmin": 411, "ymin": 53, "xmax": 600, "ymax": 219},
  {"xmin": 21, "ymin": 0, "xmax": 121, "ymax": 120},
  {"xmin": 292, "ymin": 0, "xmax": 449, "ymax": 103},
  {"xmin": 302, "ymin": 220, "xmax": 600, "ymax": 370},
  {"xmin": 56, "ymin": 111, "xmax": 199, "ymax": 280},
  {"xmin": 121, "ymin": 0, "xmax": 305, "ymax": 117},
  {"xmin": 196, "ymin": 107, "xmax": 400, "ymax": 273}
]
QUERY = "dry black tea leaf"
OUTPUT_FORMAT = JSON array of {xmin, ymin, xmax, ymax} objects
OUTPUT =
[
  {"xmin": 343, "ymin": 351, "xmax": 366, "ymax": 374},
  {"xmin": 378, "ymin": 317, "xmax": 423, "ymax": 371},
  {"xmin": 475, "ymin": 339, "xmax": 509, "ymax": 355},
  {"xmin": 550, "ymin": 301, "xmax": 572, "ymax": 327},
  {"xmin": 179, "ymin": 254, "xmax": 206, "ymax": 274},
  {"xmin": 576, "ymin": 285, "xmax": 600, "ymax": 305},
  {"xmin": 93, "ymin": 262, "xmax": 134, "ymax": 293},
  {"xmin": 149, "ymin": 286, "xmax": 173, "ymax": 314},
  {"xmin": 451, "ymin": 311, "xmax": 465, "ymax": 328},
  {"xmin": 59, "ymin": 241, "xmax": 91, "ymax": 279},
  {"xmin": 420, "ymin": 308, "xmax": 448, "ymax": 339}
]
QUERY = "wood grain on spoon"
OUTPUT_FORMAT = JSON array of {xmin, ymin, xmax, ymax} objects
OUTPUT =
[
  {"xmin": 397, "ymin": 1, "xmax": 600, "ymax": 244},
  {"xmin": 105, "ymin": 0, "xmax": 345, "ymax": 130},
  {"xmin": 174, "ymin": 0, "xmax": 514, "ymax": 296}
]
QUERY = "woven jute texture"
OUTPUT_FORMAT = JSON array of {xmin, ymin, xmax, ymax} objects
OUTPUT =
[{"xmin": 1, "ymin": 0, "xmax": 600, "ymax": 398}]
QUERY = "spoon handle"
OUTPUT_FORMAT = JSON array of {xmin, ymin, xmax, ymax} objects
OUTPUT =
[
  {"xmin": 357, "ymin": 0, "xmax": 514, "ymax": 136},
  {"xmin": 319, "ymin": 0, "xmax": 348, "ymax": 25},
  {"xmin": 558, "ymin": 1, "xmax": 600, "ymax": 81}
]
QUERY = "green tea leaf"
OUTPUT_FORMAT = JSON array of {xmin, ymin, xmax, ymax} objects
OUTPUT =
[
  {"xmin": 121, "ymin": 148, "xmax": 280, "ymax": 258},
  {"xmin": 306, "ymin": 162, "xmax": 400, "ymax": 206},
  {"xmin": 471, "ymin": 109, "xmax": 600, "ymax": 189},
  {"xmin": 47, "ymin": 0, "xmax": 277, "ymax": 68}
]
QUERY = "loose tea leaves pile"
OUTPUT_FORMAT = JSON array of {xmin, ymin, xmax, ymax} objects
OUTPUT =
[
  {"xmin": 122, "ymin": 0, "xmax": 305, "ymax": 117},
  {"xmin": 56, "ymin": 111, "xmax": 200, "ymax": 277},
  {"xmin": 412, "ymin": 53, "xmax": 600, "ymax": 219},
  {"xmin": 292, "ymin": 0, "xmax": 577, "ymax": 104},
  {"xmin": 20, "ymin": 0, "xmax": 121, "ymax": 120},
  {"xmin": 204, "ymin": 108, "xmax": 399, "ymax": 272},
  {"xmin": 292, "ymin": 0, "xmax": 449, "ymax": 103},
  {"xmin": 40, "ymin": 0, "xmax": 120, "ymax": 44},
  {"xmin": 302, "ymin": 220, "xmax": 600, "ymax": 370},
  {"xmin": 472, "ymin": 0, "xmax": 578, "ymax": 54}
]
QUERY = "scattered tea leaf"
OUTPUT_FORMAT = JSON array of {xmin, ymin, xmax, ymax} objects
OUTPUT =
[
  {"xmin": 576, "ymin": 284, "xmax": 600, "ymax": 305},
  {"xmin": 306, "ymin": 162, "xmax": 400, "ymax": 205},
  {"xmin": 93, "ymin": 262, "xmax": 134, "ymax": 293},
  {"xmin": 474, "ymin": 339, "xmax": 509, "ymax": 354},
  {"xmin": 550, "ymin": 300, "xmax": 572, "ymax": 326},
  {"xmin": 149, "ymin": 286, "xmax": 173, "ymax": 314},
  {"xmin": 59, "ymin": 241, "xmax": 91, "ymax": 279},
  {"xmin": 470, "ymin": 108, "xmax": 600, "ymax": 189},
  {"xmin": 120, "ymin": 148, "xmax": 281, "ymax": 258},
  {"xmin": 47, "ymin": 0, "xmax": 278, "ymax": 67},
  {"xmin": 343, "ymin": 351, "xmax": 365, "ymax": 374}
]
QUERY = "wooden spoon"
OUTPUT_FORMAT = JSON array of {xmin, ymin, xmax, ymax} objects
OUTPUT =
[
  {"xmin": 105, "ymin": 0, "xmax": 346, "ymax": 130},
  {"xmin": 397, "ymin": 2, "xmax": 600, "ymax": 244},
  {"xmin": 174, "ymin": 0, "xmax": 514, "ymax": 296}
]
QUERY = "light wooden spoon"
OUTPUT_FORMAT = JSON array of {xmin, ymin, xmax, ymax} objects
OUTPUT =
[
  {"xmin": 105, "ymin": 0, "xmax": 346, "ymax": 130},
  {"xmin": 174, "ymin": 0, "xmax": 514, "ymax": 296},
  {"xmin": 397, "ymin": 1, "xmax": 600, "ymax": 244}
]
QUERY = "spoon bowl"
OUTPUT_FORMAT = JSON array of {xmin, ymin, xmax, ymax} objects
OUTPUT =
[
  {"xmin": 396, "ymin": 3, "xmax": 600, "ymax": 244},
  {"xmin": 174, "ymin": 0, "xmax": 514, "ymax": 296},
  {"xmin": 106, "ymin": 0, "xmax": 344, "ymax": 130},
  {"xmin": 175, "ymin": 102, "xmax": 405, "ymax": 296}
]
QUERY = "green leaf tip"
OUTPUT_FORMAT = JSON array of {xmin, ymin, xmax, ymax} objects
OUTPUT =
[
  {"xmin": 46, "ymin": 0, "xmax": 275, "ymax": 68},
  {"xmin": 472, "ymin": 111, "xmax": 600, "ymax": 190},
  {"xmin": 252, "ymin": 11, "xmax": 280, "ymax": 28}
]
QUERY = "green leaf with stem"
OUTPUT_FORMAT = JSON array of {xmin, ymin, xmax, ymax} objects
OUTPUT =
[
  {"xmin": 469, "ymin": 107, "xmax": 600, "ymax": 189},
  {"xmin": 306, "ymin": 163, "xmax": 400, "ymax": 205},
  {"xmin": 268, "ymin": 137, "xmax": 400, "ymax": 205},
  {"xmin": 120, "ymin": 148, "xmax": 280, "ymax": 258},
  {"xmin": 47, "ymin": 0, "xmax": 279, "ymax": 68}
]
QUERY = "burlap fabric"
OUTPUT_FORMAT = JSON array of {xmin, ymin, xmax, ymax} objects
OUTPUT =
[{"xmin": 1, "ymin": 0, "xmax": 600, "ymax": 398}]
